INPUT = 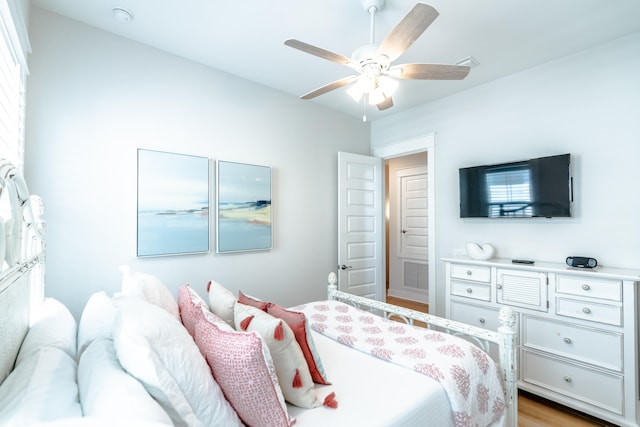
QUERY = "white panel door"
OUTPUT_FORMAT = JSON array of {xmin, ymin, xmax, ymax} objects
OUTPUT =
[
  {"xmin": 400, "ymin": 171, "xmax": 428, "ymax": 259},
  {"xmin": 337, "ymin": 152, "xmax": 383, "ymax": 300}
]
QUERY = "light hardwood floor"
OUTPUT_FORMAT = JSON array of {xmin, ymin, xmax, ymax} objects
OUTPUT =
[{"xmin": 386, "ymin": 295, "xmax": 615, "ymax": 427}]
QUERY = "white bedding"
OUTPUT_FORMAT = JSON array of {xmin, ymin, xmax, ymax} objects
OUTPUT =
[{"xmin": 287, "ymin": 331, "xmax": 455, "ymax": 427}]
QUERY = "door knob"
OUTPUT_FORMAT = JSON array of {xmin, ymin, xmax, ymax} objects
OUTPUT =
[
  {"xmin": 401, "ymin": 229, "xmax": 408, "ymax": 234},
  {"xmin": 339, "ymin": 264, "xmax": 352, "ymax": 270}
]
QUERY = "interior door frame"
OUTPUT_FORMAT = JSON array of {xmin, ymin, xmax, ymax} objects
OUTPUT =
[{"xmin": 372, "ymin": 133, "xmax": 436, "ymax": 310}]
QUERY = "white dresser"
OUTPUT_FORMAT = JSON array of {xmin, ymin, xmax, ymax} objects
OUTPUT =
[{"xmin": 443, "ymin": 257, "xmax": 640, "ymax": 427}]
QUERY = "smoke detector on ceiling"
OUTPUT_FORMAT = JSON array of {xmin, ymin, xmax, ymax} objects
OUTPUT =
[{"xmin": 112, "ymin": 7, "xmax": 134, "ymax": 24}]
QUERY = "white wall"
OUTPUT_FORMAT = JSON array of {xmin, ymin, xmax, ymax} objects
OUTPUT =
[
  {"xmin": 24, "ymin": 8, "xmax": 370, "ymax": 318},
  {"xmin": 372, "ymin": 32, "xmax": 640, "ymax": 315}
]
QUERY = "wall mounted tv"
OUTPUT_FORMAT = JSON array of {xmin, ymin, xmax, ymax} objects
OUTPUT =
[{"xmin": 459, "ymin": 153, "xmax": 573, "ymax": 218}]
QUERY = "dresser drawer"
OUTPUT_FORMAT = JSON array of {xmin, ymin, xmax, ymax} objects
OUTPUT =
[
  {"xmin": 522, "ymin": 316, "xmax": 622, "ymax": 371},
  {"xmin": 556, "ymin": 297, "xmax": 622, "ymax": 326},
  {"xmin": 556, "ymin": 275, "xmax": 622, "ymax": 302},
  {"xmin": 450, "ymin": 264, "xmax": 491, "ymax": 283},
  {"xmin": 450, "ymin": 300, "xmax": 500, "ymax": 330},
  {"xmin": 521, "ymin": 350, "xmax": 623, "ymax": 415},
  {"xmin": 450, "ymin": 280, "xmax": 491, "ymax": 301}
]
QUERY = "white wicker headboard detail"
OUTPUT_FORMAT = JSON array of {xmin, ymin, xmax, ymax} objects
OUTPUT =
[{"xmin": 0, "ymin": 159, "xmax": 46, "ymax": 384}]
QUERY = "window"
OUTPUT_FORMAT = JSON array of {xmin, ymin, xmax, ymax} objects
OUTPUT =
[{"xmin": 0, "ymin": 1, "xmax": 28, "ymax": 170}]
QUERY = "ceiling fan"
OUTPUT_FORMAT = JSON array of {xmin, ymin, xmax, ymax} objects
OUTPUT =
[{"xmin": 284, "ymin": 0, "xmax": 470, "ymax": 112}]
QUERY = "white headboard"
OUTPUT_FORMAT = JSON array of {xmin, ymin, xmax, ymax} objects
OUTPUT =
[{"xmin": 0, "ymin": 159, "xmax": 46, "ymax": 383}]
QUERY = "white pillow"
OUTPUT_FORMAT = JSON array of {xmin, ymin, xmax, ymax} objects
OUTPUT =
[
  {"xmin": 207, "ymin": 280, "xmax": 237, "ymax": 327},
  {"xmin": 0, "ymin": 346, "xmax": 82, "ymax": 425},
  {"xmin": 112, "ymin": 298, "xmax": 242, "ymax": 427},
  {"xmin": 118, "ymin": 265, "xmax": 179, "ymax": 319},
  {"xmin": 76, "ymin": 291, "xmax": 118, "ymax": 359},
  {"xmin": 78, "ymin": 337, "xmax": 172, "ymax": 424},
  {"xmin": 235, "ymin": 303, "xmax": 321, "ymax": 408},
  {"xmin": 16, "ymin": 297, "xmax": 77, "ymax": 364},
  {"xmin": 30, "ymin": 417, "xmax": 172, "ymax": 427}
]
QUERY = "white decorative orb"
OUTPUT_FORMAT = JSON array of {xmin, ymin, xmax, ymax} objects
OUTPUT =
[{"xmin": 465, "ymin": 242, "xmax": 495, "ymax": 260}]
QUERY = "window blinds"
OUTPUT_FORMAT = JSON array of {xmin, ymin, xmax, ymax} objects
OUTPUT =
[{"xmin": 485, "ymin": 167, "xmax": 532, "ymax": 217}]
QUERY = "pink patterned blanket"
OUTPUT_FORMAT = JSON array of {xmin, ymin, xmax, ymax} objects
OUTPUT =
[{"xmin": 295, "ymin": 300, "xmax": 505, "ymax": 427}]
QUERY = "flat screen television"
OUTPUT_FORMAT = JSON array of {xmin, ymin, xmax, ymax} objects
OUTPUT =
[{"xmin": 459, "ymin": 153, "xmax": 572, "ymax": 218}]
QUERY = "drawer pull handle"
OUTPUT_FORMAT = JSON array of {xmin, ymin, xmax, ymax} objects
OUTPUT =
[
  {"xmin": 582, "ymin": 307, "xmax": 591, "ymax": 314},
  {"xmin": 563, "ymin": 376, "xmax": 573, "ymax": 383},
  {"xmin": 466, "ymin": 270, "xmax": 472, "ymax": 276},
  {"xmin": 581, "ymin": 284, "xmax": 591, "ymax": 291},
  {"xmin": 478, "ymin": 318, "xmax": 486, "ymax": 324},
  {"xmin": 563, "ymin": 337, "xmax": 572, "ymax": 344},
  {"xmin": 466, "ymin": 288, "xmax": 473, "ymax": 294}
]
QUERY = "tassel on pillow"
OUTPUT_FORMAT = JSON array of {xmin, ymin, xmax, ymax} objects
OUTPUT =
[
  {"xmin": 292, "ymin": 369, "xmax": 303, "ymax": 388},
  {"xmin": 239, "ymin": 315, "xmax": 254, "ymax": 331},
  {"xmin": 323, "ymin": 392, "xmax": 338, "ymax": 408},
  {"xmin": 274, "ymin": 321, "xmax": 284, "ymax": 341},
  {"xmin": 206, "ymin": 281, "xmax": 212, "ymax": 292}
]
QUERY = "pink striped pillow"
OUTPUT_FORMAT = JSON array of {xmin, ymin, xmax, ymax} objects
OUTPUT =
[{"xmin": 194, "ymin": 313, "xmax": 293, "ymax": 427}]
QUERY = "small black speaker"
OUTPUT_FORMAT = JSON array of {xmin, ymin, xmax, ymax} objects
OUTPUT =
[{"xmin": 566, "ymin": 256, "xmax": 598, "ymax": 268}]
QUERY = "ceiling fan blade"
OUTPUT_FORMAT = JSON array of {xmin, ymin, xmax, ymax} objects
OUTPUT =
[
  {"xmin": 284, "ymin": 39, "xmax": 354, "ymax": 67},
  {"xmin": 390, "ymin": 63, "xmax": 470, "ymax": 80},
  {"xmin": 300, "ymin": 76, "xmax": 357, "ymax": 100},
  {"xmin": 377, "ymin": 3, "xmax": 439, "ymax": 63},
  {"xmin": 376, "ymin": 96, "xmax": 394, "ymax": 111}
]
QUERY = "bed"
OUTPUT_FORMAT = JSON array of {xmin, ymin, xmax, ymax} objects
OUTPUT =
[{"xmin": 0, "ymin": 160, "xmax": 517, "ymax": 427}]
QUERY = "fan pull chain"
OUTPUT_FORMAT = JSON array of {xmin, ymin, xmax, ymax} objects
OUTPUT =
[{"xmin": 362, "ymin": 95, "xmax": 367, "ymax": 122}]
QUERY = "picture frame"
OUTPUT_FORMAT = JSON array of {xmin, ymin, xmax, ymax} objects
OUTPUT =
[
  {"xmin": 137, "ymin": 149, "xmax": 210, "ymax": 257},
  {"xmin": 216, "ymin": 160, "xmax": 272, "ymax": 253}
]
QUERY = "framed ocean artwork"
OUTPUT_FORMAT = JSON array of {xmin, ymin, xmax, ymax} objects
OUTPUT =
[
  {"xmin": 216, "ymin": 160, "xmax": 272, "ymax": 253},
  {"xmin": 137, "ymin": 149, "xmax": 210, "ymax": 257}
]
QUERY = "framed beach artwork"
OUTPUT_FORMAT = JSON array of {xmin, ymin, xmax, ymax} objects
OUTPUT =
[
  {"xmin": 137, "ymin": 149, "xmax": 210, "ymax": 257},
  {"xmin": 216, "ymin": 160, "xmax": 272, "ymax": 253}
]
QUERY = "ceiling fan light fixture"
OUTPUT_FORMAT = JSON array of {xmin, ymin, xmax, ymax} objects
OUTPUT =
[
  {"xmin": 347, "ymin": 84, "xmax": 363, "ymax": 102},
  {"xmin": 368, "ymin": 88, "xmax": 386, "ymax": 106},
  {"xmin": 356, "ymin": 74, "xmax": 377, "ymax": 93},
  {"xmin": 377, "ymin": 76, "xmax": 398, "ymax": 96}
]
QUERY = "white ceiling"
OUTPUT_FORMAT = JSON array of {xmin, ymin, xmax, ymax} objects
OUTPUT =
[{"xmin": 30, "ymin": 0, "xmax": 640, "ymax": 121}]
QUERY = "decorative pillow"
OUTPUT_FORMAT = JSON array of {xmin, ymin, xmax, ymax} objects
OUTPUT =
[
  {"xmin": 0, "ymin": 346, "xmax": 82, "ymax": 425},
  {"xmin": 268, "ymin": 303, "xmax": 330, "ymax": 385},
  {"xmin": 112, "ymin": 298, "xmax": 242, "ymax": 427},
  {"xmin": 194, "ymin": 314, "xmax": 293, "ymax": 427},
  {"xmin": 177, "ymin": 284, "xmax": 209, "ymax": 337},
  {"xmin": 238, "ymin": 290, "xmax": 270, "ymax": 311},
  {"xmin": 234, "ymin": 303, "xmax": 321, "ymax": 408},
  {"xmin": 16, "ymin": 297, "xmax": 77, "ymax": 364},
  {"xmin": 118, "ymin": 265, "xmax": 180, "ymax": 320},
  {"xmin": 207, "ymin": 280, "xmax": 236, "ymax": 327},
  {"xmin": 78, "ymin": 337, "xmax": 172, "ymax": 424},
  {"xmin": 77, "ymin": 291, "xmax": 118, "ymax": 359}
]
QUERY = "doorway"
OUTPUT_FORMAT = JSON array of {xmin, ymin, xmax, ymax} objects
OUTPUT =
[{"xmin": 385, "ymin": 152, "xmax": 429, "ymax": 307}]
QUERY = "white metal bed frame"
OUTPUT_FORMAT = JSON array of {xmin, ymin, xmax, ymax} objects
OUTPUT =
[{"xmin": 325, "ymin": 272, "xmax": 518, "ymax": 427}]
